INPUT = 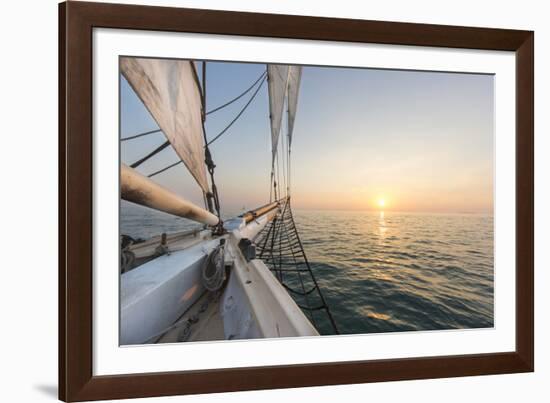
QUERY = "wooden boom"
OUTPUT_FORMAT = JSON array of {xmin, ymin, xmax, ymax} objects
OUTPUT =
[
  {"xmin": 121, "ymin": 163, "xmax": 219, "ymax": 226},
  {"xmin": 241, "ymin": 200, "xmax": 282, "ymax": 223}
]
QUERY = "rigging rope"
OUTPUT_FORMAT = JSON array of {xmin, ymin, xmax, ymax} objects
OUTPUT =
[
  {"xmin": 287, "ymin": 149, "xmax": 292, "ymax": 197},
  {"xmin": 276, "ymin": 147, "xmax": 281, "ymax": 201},
  {"xmin": 281, "ymin": 121, "xmax": 288, "ymax": 199},
  {"xmin": 201, "ymin": 62, "xmax": 223, "ymax": 225},
  {"xmin": 130, "ymin": 140, "xmax": 170, "ymax": 169},
  {"xmin": 205, "ymin": 75, "xmax": 267, "ymax": 147},
  {"xmin": 287, "ymin": 102, "xmax": 292, "ymax": 197},
  {"xmin": 206, "ymin": 71, "xmax": 267, "ymax": 115},
  {"xmin": 148, "ymin": 160, "xmax": 182, "ymax": 178},
  {"xmin": 129, "ymin": 70, "xmax": 267, "ymax": 181},
  {"xmin": 121, "ymin": 128, "xmax": 162, "ymax": 142},
  {"xmin": 269, "ymin": 170, "xmax": 274, "ymax": 202},
  {"xmin": 204, "ymin": 142, "xmax": 222, "ymax": 220},
  {"xmin": 255, "ymin": 199, "xmax": 339, "ymax": 334}
]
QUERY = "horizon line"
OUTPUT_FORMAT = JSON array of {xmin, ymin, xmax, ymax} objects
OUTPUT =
[{"xmin": 288, "ymin": 206, "xmax": 493, "ymax": 215}]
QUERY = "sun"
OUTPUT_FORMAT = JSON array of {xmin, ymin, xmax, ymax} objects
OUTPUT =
[{"xmin": 377, "ymin": 198, "xmax": 386, "ymax": 208}]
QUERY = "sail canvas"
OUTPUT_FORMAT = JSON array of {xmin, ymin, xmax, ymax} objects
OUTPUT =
[
  {"xmin": 286, "ymin": 66, "xmax": 302, "ymax": 148},
  {"xmin": 120, "ymin": 57, "xmax": 209, "ymax": 192},
  {"xmin": 267, "ymin": 65, "xmax": 290, "ymax": 163}
]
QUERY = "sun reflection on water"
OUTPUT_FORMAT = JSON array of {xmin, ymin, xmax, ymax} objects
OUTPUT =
[{"xmin": 378, "ymin": 211, "xmax": 387, "ymax": 241}]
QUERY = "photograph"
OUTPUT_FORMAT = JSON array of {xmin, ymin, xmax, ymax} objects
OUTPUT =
[{"xmin": 119, "ymin": 56, "xmax": 494, "ymax": 345}]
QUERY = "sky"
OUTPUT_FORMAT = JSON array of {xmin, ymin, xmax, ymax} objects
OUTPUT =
[{"xmin": 120, "ymin": 60, "xmax": 494, "ymax": 214}]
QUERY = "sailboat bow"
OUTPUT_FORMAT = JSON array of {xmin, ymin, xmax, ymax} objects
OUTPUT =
[{"xmin": 120, "ymin": 60, "xmax": 338, "ymax": 344}]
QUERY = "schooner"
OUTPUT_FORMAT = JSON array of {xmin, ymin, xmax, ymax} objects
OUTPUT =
[{"xmin": 120, "ymin": 58, "xmax": 338, "ymax": 344}]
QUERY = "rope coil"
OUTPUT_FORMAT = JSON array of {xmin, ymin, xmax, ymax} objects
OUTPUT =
[{"xmin": 202, "ymin": 239, "xmax": 226, "ymax": 291}]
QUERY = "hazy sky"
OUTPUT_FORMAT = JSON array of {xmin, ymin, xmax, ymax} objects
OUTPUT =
[{"xmin": 121, "ymin": 61, "xmax": 494, "ymax": 214}]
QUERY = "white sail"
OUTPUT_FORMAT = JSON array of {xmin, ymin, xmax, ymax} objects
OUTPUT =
[
  {"xmin": 120, "ymin": 57, "xmax": 209, "ymax": 193},
  {"xmin": 286, "ymin": 66, "xmax": 302, "ymax": 149},
  {"xmin": 267, "ymin": 65, "xmax": 290, "ymax": 163}
]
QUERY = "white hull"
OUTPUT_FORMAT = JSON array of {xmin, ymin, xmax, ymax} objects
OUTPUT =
[
  {"xmin": 120, "ymin": 238, "xmax": 218, "ymax": 345},
  {"xmin": 120, "ymin": 204, "xmax": 318, "ymax": 345}
]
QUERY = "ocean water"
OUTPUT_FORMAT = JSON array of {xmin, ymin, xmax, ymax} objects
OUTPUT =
[{"xmin": 121, "ymin": 202, "xmax": 494, "ymax": 335}]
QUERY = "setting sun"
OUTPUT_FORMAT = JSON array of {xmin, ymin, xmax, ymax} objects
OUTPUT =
[{"xmin": 377, "ymin": 198, "xmax": 386, "ymax": 208}]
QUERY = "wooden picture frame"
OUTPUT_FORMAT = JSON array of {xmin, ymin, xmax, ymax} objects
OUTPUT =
[{"xmin": 59, "ymin": 1, "xmax": 534, "ymax": 401}]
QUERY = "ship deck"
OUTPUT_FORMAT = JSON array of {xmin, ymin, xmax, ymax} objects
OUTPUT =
[{"xmin": 157, "ymin": 290, "xmax": 225, "ymax": 343}]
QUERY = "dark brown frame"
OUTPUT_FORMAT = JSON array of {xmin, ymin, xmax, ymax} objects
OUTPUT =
[{"xmin": 59, "ymin": 1, "xmax": 534, "ymax": 401}]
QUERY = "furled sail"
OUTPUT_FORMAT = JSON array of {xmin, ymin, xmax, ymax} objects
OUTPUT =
[
  {"xmin": 120, "ymin": 57, "xmax": 209, "ymax": 193},
  {"xmin": 286, "ymin": 66, "xmax": 302, "ymax": 149},
  {"xmin": 267, "ymin": 65, "xmax": 290, "ymax": 163}
]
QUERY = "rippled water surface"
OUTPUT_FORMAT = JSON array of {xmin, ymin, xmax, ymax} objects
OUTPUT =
[{"xmin": 121, "ymin": 202, "xmax": 494, "ymax": 334}]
